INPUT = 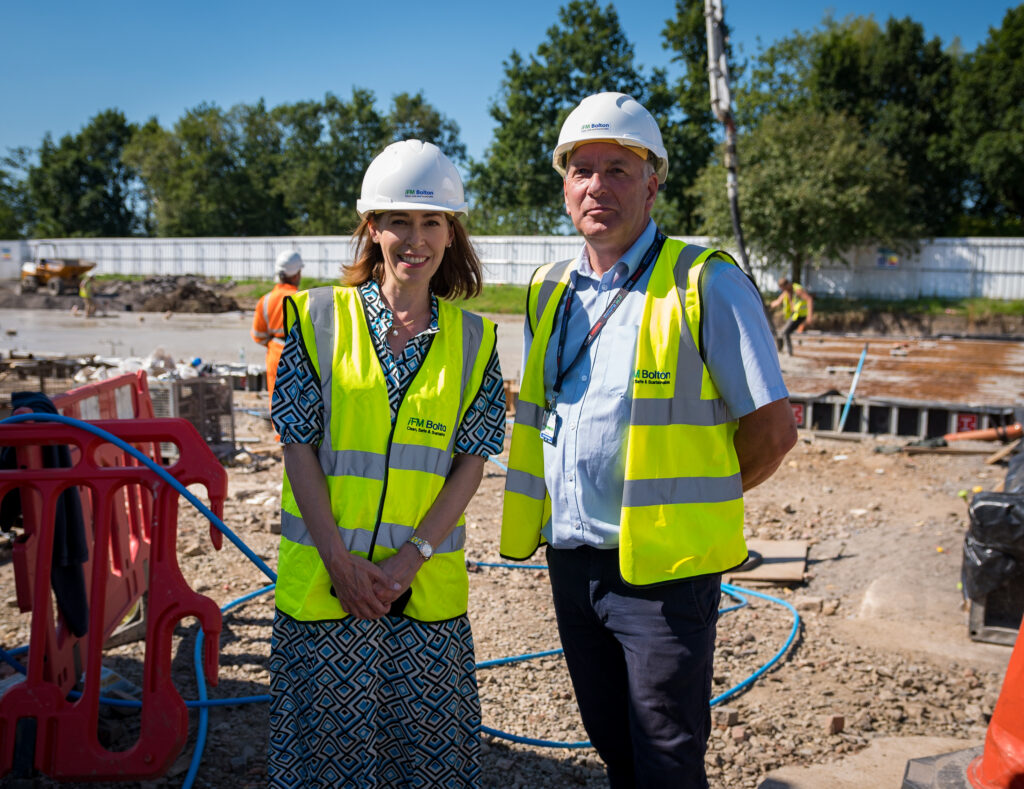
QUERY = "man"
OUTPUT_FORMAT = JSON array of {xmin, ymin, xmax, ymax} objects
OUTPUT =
[
  {"xmin": 251, "ymin": 250, "xmax": 303, "ymax": 407},
  {"xmin": 769, "ymin": 277, "xmax": 814, "ymax": 356},
  {"xmin": 501, "ymin": 92, "xmax": 797, "ymax": 789}
]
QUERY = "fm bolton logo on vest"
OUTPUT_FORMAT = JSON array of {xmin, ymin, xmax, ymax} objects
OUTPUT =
[
  {"xmin": 634, "ymin": 369, "xmax": 672, "ymax": 385},
  {"xmin": 406, "ymin": 417, "xmax": 448, "ymax": 437}
]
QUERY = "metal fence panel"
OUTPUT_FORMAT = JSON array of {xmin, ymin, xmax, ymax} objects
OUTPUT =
[{"xmin": 1, "ymin": 236, "xmax": 1021, "ymax": 300}]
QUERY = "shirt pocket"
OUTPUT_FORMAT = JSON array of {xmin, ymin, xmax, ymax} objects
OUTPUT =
[{"xmin": 595, "ymin": 324, "xmax": 639, "ymax": 401}]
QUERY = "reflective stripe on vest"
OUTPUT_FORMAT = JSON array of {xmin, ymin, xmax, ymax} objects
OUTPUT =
[
  {"xmin": 500, "ymin": 239, "xmax": 747, "ymax": 586},
  {"xmin": 276, "ymin": 285, "xmax": 495, "ymax": 622}
]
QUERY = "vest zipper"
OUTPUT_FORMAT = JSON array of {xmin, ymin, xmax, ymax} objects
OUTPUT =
[{"xmin": 364, "ymin": 341, "xmax": 432, "ymax": 561}]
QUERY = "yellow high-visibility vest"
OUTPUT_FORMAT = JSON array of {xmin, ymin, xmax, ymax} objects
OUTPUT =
[
  {"xmin": 782, "ymin": 284, "xmax": 809, "ymax": 319},
  {"xmin": 276, "ymin": 286, "xmax": 495, "ymax": 621},
  {"xmin": 500, "ymin": 239, "xmax": 747, "ymax": 586}
]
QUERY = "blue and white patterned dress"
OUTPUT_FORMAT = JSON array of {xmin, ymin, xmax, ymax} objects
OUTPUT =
[{"xmin": 268, "ymin": 281, "xmax": 505, "ymax": 788}]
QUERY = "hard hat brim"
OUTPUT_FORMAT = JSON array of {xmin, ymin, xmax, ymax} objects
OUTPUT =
[{"xmin": 357, "ymin": 200, "xmax": 468, "ymax": 219}]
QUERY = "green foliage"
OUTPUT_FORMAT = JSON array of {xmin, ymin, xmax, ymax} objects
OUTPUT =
[
  {"xmin": 452, "ymin": 283, "xmax": 528, "ymax": 314},
  {"xmin": 0, "ymin": 150, "xmax": 31, "ymax": 239},
  {"xmin": 652, "ymin": 0, "xmax": 724, "ymax": 233},
  {"xmin": 690, "ymin": 110, "xmax": 922, "ymax": 282},
  {"xmin": 123, "ymin": 90, "xmax": 466, "ymax": 237},
  {"xmin": 810, "ymin": 17, "xmax": 963, "ymax": 236},
  {"xmin": 466, "ymin": 0, "xmax": 652, "ymax": 235},
  {"xmin": 27, "ymin": 110, "xmax": 145, "ymax": 238},
  {"xmin": 951, "ymin": 5, "xmax": 1024, "ymax": 234},
  {"xmin": 741, "ymin": 15, "xmax": 963, "ymax": 237},
  {"xmin": 271, "ymin": 90, "xmax": 387, "ymax": 236}
]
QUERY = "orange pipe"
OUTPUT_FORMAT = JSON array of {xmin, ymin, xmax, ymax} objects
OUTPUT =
[{"xmin": 945, "ymin": 423, "xmax": 1023, "ymax": 443}]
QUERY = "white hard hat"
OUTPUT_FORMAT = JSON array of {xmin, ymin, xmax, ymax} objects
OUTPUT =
[
  {"xmin": 356, "ymin": 139, "xmax": 468, "ymax": 218},
  {"xmin": 275, "ymin": 250, "xmax": 303, "ymax": 277},
  {"xmin": 552, "ymin": 92, "xmax": 669, "ymax": 182}
]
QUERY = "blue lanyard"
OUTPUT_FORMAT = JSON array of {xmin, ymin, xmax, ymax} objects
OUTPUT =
[{"xmin": 549, "ymin": 232, "xmax": 665, "ymax": 407}]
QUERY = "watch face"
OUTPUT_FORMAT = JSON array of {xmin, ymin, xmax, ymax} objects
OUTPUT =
[{"xmin": 412, "ymin": 536, "xmax": 432, "ymax": 559}]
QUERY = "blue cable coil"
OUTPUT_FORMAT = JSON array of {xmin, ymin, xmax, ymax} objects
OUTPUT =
[{"xmin": 0, "ymin": 412, "xmax": 802, "ymax": 779}]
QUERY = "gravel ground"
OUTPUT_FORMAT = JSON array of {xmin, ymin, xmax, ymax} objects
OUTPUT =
[{"xmin": 0, "ymin": 392, "xmax": 1015, "ymax": 788}]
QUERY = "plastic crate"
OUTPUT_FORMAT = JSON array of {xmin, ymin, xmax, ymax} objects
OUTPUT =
[{"xmin": 148, "ymin": 376, "xmax": 235, "ymax": 459}]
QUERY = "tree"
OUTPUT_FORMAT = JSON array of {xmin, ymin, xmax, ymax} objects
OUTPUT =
[
  {"xmin": 810, "ymin": 16, "xmax": 963, "ymax": 237},
  {"xmin": 386, "ymin": 92, "xmax": 467, "ymax": 164},
  {"xmin": 235, "ymin": 100, "xmax": 290, "ymax": 236},
  {"xmin": 689, "ymin": 110, "xmax": 923, "ymax": 283},
  {"xmin": 0, "ymin": 150, "xmax": 31, "ymax": 239},
  {"xmin": 655, "ymin": 0, "xmax": 730, "ymax": 233},
  {"xmin": 739, "ymin": 16, "xmax": 962, "ymax": 237},
  {"xmin": 273, "ymin": 89, "xmax": 466, "ymax": 235},
  {"xmin": 26, "ymin": 109, "xmax": 144, "ymax": 237},
  {"xmin": 273, "ymin": 90, "xmax": 390, "ymax": 235},
  {"xmin": 952, "ymin": 5, "xmax": 1024, "ymax": 234},
  {"xmin": 467, "ymin": 0, "xmax": 652, "ymax": 234},
  {"xmin": 126, "ymin": 102, "xmax": 290, "ymax": 237}
]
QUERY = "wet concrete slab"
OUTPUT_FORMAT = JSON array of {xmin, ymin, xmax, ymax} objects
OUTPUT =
[{"xmin": 780, "ymin": 334, "xmax": 1024, "ymax": 407}]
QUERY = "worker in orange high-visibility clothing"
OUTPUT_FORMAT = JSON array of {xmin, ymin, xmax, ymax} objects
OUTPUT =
[{"xmin": 251, "ymin": 250, "xmax": 304, "ymax": 406}]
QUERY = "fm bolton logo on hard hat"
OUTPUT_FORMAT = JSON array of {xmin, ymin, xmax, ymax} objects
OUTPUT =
[
  {"xmin": 580, "ymin": 122, "xmax": 611, "ymax": 133},
  {"xmin": 404, "ymin": 188, "xmax": 436, "ymax": 198}
]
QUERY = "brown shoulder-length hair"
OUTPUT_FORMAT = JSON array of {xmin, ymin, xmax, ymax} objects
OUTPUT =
[{"xmin": 341, "ymin": 214, "xmax": 483, "ymax": 300}]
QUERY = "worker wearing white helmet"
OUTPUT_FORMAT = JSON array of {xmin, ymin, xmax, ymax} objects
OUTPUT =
[
  {"xmin": 250, "ymin": 249, "xmax": 304, "ymax": 406},
  {"xmin": 501, "ymin": 92, "xmax": 797, "ymax": 788},
  {"xmin": 268, "ymin": 139, "xmax": 505, "ymax": 786}
]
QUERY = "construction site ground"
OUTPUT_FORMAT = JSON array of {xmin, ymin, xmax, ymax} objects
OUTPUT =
[{"xmin": 0, "ymin": 280, "xmax": 1022, "ymax": 788}]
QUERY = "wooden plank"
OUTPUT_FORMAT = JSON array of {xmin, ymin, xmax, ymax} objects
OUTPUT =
[
  {"xmin": 985, "ymin": 438, "xmax": 1021, "ymax": 465},
  {"xmin": 726, "ymin": 539, "xmax": 808, "ymax": 584},
  {"xmin": 902, "ymin": 445, "xmax": 999, "ymax": 456}
]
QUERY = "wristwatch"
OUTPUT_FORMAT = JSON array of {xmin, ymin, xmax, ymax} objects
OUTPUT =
[{"xmin": 407, "ymin": 535, "xmax": 433, "ymax": 561}]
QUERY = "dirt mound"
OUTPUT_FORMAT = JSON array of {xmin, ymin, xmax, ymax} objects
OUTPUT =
[
  {"xmin": 0, "ymin": 276, "xmax": 242, "ymax": 314},
  {"xmin": 133, "ymin": 276, "xmax": 240, "ymax": 313}
]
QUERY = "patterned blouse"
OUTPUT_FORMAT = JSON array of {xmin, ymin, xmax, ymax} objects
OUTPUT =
[{"xmin": 271, "ymin": 280, "xmax": 506, "ymax": 457}]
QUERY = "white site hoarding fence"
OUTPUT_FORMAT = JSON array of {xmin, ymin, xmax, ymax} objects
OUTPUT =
[{"xmin": 1, "ymin": 235, "xmax": 1022, "ymax": 300}]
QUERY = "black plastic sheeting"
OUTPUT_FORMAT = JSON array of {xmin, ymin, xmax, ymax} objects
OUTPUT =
[
  {"xmin": 963, "ymin": 491, "xmax": 1024, "ymax": 601},
  {"xmin": 1005, "ymin": 449, "xmax": 1024, "ymax": 494}
]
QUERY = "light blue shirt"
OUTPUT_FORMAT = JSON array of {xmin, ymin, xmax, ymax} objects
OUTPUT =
[{"xmin": 523, "ymin": 220, "xmax": 789, "ymax": 549}]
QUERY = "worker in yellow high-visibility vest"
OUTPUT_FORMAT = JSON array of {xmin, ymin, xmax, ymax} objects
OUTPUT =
[
  {"xmin": 267, "ymin": 140, "xmax": 505, "ymax": 787},
  {"xmin": 770, "ymin": 276, "xmax": 815, "ymax": 356},
  {"xmin": 500, "ymin": 92, "xmax": 798, "ymax": 789}
]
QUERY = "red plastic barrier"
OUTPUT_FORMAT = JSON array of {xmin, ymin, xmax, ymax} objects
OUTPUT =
[
  {"xmin": 0, "ymin": 417, "xmax": 227, "ymax": 781},
  {"xmin": 967, "ymin": 614, "xmax": 1024, "ymax": 788},
  {"xmin": 51, "ymin": 370, "xmax": 156, "ymax": 421}
]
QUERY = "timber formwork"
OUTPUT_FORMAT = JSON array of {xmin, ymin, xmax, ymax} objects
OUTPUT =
[{"xmin": 788, "ymin": 393, "xmax": 1018, "ymax": 439}]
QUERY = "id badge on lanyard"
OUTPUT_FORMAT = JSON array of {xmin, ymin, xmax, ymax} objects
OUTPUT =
[
  {"xmin": 539, "ymin": 402, "xmax": 560, "ymax": 445},
  {"xmin": 542, "ymin": 232, "xmax": 665, "ymax": 448}
]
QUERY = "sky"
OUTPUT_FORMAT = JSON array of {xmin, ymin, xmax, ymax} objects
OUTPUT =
[{"xmin": 2, "ymin": 0, "xmax": 1017, "ymax": 170}]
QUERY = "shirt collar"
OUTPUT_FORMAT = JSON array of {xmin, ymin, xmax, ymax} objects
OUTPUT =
[
  {"xmin": 575, "ymin": 219, "xmax": 658, "ymax": 287},
  {"xmin": 359, "ymin": 279, "xmax": 440, "ymax": 337}
]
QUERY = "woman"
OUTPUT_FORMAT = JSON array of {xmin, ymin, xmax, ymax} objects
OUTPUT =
[{"xmin": 268, "ymin": 139, "xmax": 505, "ymax": 788}]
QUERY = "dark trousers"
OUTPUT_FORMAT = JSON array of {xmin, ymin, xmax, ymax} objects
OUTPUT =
[
  {"xmin": 781, "ymin": 316, "xmax": 806, "ymax": 355},
  {"xmin": 546, "ymin": 546, "xmax": 720, "ymax": 789}
]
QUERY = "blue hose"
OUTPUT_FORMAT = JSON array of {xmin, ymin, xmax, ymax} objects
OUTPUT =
[
  {"xmin": 471, "ymin": 563, "xmax": 800, "ymax": 748},
  {"xmin": 1, "ymin": 413, "xmax": 801, "ymax": 770},
  {"xmin": 1, "ymin": 412, "xmax": 278, "ymax": 584}
]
